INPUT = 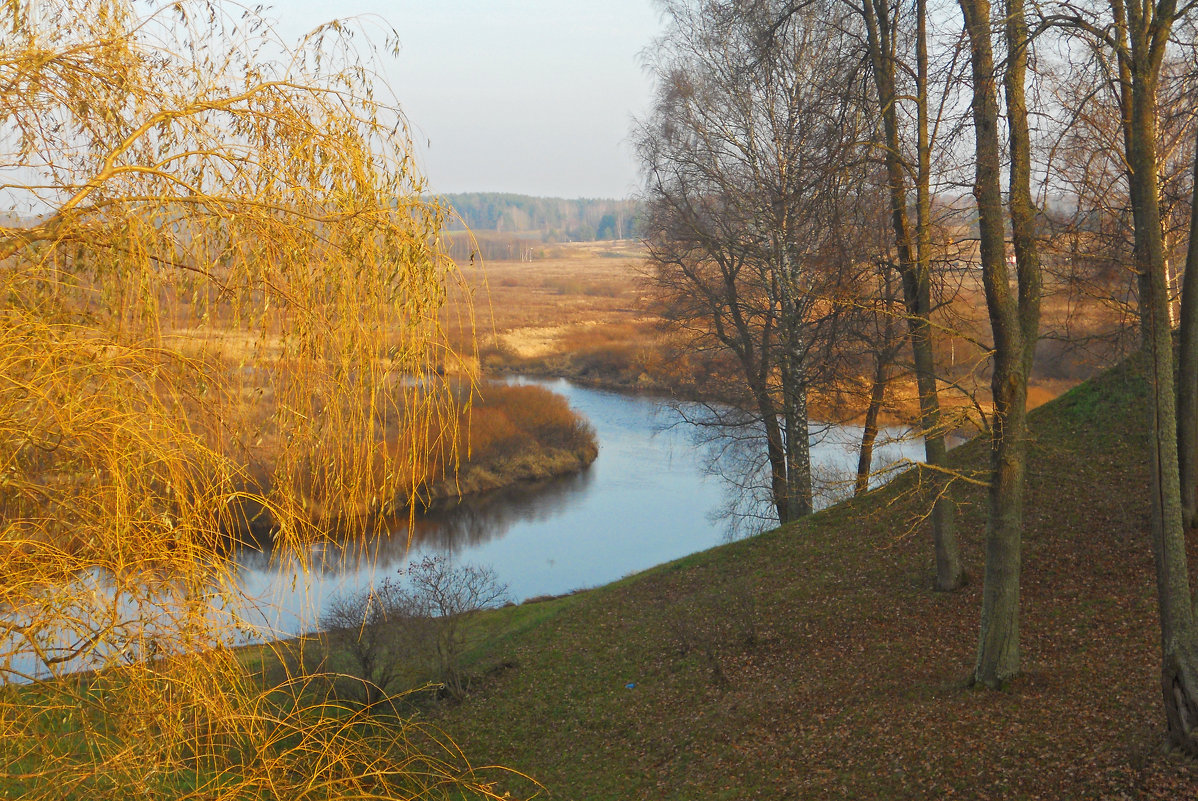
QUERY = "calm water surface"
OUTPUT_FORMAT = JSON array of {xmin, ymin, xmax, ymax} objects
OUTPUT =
[
  {"xmin": 235, "ymin": 378, "xmax": 922, "ymax": 638},
  {"xmin": 8, "ymin": 379, "xmax": 926, "ymax": 680}
]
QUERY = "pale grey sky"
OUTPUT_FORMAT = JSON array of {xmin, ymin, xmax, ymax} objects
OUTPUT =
[{"xmin": 280, "ymin": 1, "xmax": 663, "ymax": 199}]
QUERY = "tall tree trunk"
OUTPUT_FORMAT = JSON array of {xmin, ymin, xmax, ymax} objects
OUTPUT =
[
  {"xmin": 959, "ymin": 0, "xmax": 1040, "ymax": 687},
  {"xmin": 856, "ymin": 356, "xmax": 890, "ymax": 496},
  {"xmin": 906, "ymin": 263, "xmax": 964, "ymax": 592},
  {"xmin": 1133, "ymin": 123, "xmax": 1198, "ymax": 748},
  {"xmin": 756, "ymin": 383, "xmax": 792, "ymax": 525},
  {"xmin": 1116, "ymin": 0, "xmax": 1198, "ymax": 747},
  {"xmin": 784, "ymin": 375, "xmax": 814, "ymax": 517},
  {"xmin": 860, "ymin": 0, "xmax": 963, "ymax": 590},
  {"xmin": 963, "ymin": 0, "xmax": 1020, "ymax": 680},
  {"xmin": 776, "ymin": 239, "xmax": 813, "ymax": 519},
  {"xmin": 1176, "ymin": 129, "xmax": 1198, "ymax": 530}
]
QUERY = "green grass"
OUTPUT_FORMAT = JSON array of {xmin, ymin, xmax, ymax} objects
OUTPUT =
[
  {"xmin": 388, "ymin": 352, "xmax": 1198, "ymax": 799},
  {"xmin": 18, "ymin": 353, "xmax": 1194, "ymax": 799}
]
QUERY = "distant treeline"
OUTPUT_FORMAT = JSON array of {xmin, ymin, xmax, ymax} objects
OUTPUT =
[{"xmin": 437, "ymin": 193, "xmax": 642, "ymax": 242}]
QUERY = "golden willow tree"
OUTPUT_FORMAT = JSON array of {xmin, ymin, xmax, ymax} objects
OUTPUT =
[{"xmin": 0, "ymin": 1, "xmax": 510, "ymax": 797}]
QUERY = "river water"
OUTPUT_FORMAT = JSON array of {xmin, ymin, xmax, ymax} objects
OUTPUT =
[{"xmin": 234, "ymin": 378, "xmax": 924, "ymax": 639}]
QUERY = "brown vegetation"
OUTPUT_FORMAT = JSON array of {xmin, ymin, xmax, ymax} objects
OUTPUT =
[
  {"xmin": 415, "ymin": 382, "xmax": 598, "ymax": 509},
  {"xmin": 448, "ymin": 239, "xmax": 1123, "ymax": 431},
  {"xmin": 449, "ymin": 241, "xmax": 673, "ymax": 391},
  {"xmin": 220, "ymin": 376, "xmax": 598, "ymax": 535}
]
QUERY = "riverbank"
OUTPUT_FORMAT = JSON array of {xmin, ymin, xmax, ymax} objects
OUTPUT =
[
  {"xmin": 453, "ymin": 241, "xmax": 1094, "ymax": 426},
  {"xmin": 232, "ymin": 380, "xmax": 598, "ymax": 537},
  {"xmin": 233, "ymin": 378, "xmax": 748, "ymax": 628},
  {"xmin": 414, "ymin": 383, "xmax": 598, "ymax": 511},
  {"xmin": 303, "ymin": 352, "xmax": 1195, "ymax": 799},
  {"xmin": 23, "ymin": 347, "xmax": 1193, "ymax": 799}
]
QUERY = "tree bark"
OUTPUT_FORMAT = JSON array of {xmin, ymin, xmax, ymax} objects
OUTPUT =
[
  {"xmin": 959, "ymin": 0, "xmax": 1040, "ymax": 687},
  {"xmin": 1176, "ymin": 130, "xmax": 1198, "ymax": 530},
  {"xmin": 784, "ymin": 375, "xmax": 814, "ymax": 517},
  {"xmin": 860, "ymin": 0, "xmax": 963, "ymax": 590},
  {"xmin": 756, "ymin": 382, "xmax": 793, "ymax": 525},
  {"xmin": 856, "ymin": 356, "xmax": 890, "ymax": 496},
  {"xmin": 1110, "ymin": 0, "xmax": 1198, "ymax": 752}
]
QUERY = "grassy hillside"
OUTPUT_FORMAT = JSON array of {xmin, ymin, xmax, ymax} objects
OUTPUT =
[{"xmin": 419, "ymin": 353, "xmax": 1198, "ymax": 799}]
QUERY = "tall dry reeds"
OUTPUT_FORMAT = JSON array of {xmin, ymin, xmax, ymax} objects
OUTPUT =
[{"xmin": 388, "ymin": 381, "xmax": 598, "ymax": 509}]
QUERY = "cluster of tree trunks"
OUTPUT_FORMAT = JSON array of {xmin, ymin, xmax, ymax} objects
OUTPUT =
[{"xmin": 642, "ymin": 0, "xmax": 1198, "ymax": 755}]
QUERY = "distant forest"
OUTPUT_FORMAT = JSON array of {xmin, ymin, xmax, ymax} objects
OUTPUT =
[{"xmin": 438, "ymin": 193, "xmax": 641, "ymax": 242}]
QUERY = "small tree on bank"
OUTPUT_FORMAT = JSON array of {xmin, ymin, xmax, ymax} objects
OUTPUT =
[
  {"xmin": 637, "ymin": 0, "xmax": 878, "ymax": 525},
  {"xmin": 320, "ymin": 580, "xmax": 430, "ymax": 709},
  {"xmin": 322, "ymin": 556, "xmax": 509, "ymax": 704}
]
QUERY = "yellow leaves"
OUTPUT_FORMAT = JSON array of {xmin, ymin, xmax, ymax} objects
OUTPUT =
[{"xmin": 0, "ymin": 1, "xmax": 497, "ymax": 798}]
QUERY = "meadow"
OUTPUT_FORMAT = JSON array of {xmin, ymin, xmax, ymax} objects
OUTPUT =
[
  {"xmin": 449, "ymin": 240, "xmax": 1123, "ymax": 431},
  {"xmin": 448, "ymin": 240, "xmax": 669, "ymax": 391}
]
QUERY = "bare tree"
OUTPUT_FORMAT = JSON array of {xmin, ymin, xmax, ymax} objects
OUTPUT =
[
  {"xmin": 955, "ymin": 0, "xmax": 1043, "ymax": 686},
  {"xmin": 322, "ymin": 557, "xmax": 510, "ymax": 705},
  {"xmin": 637, "ymin": 0, "xmax": 877, "ymax": 524},
  {"xmin": 856, "ymin": 0, "xmax": 966, "ymax": 590},
  {"xmin": 1044, "ymin": 0, "xmax": 1198, "ymax": 754},
  {"xmin": 402, "ymin": 556, "xmax": 510, "ymax": 700},
  {"xmin": 320, "ymin": 580, "xmax": 430, "ymax": 708},
  {"xmin": 1035, "ymin": 0, "xmax": 1198, "ymax": 753}
]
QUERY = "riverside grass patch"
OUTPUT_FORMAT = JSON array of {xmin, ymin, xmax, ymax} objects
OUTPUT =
[{"xmin": 407, "ymin": 354, "xmax": 1198, "ymax": 800}]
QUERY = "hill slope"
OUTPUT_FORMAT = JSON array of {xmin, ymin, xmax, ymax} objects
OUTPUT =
[{"xmin": 430, "ymin": 355, "xmax": 1198, "ymax": 799}]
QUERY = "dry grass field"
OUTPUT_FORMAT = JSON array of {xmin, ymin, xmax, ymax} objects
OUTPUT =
[
  {"xmin": 134, "ymin": 289, "xmax": 601, "ymax": 533},
  {"xmin": 448, "ymin": 240, "xmax": 1122, "ymax": 427},
  {"xmin": 448, "ymin": 240, "xmax": 672, "ymax": 391}
]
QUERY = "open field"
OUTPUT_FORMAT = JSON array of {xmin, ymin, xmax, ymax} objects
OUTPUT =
[
  {"xmin": 450, "ymin": 240, "xmax": 1129, "ymax": 425},
  {"xmin": 448, "ymin": 240, "xmax": 670, "ymax": 392}
]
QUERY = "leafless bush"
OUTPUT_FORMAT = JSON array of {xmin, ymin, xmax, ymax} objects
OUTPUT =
[
  {"xmin": 404, "ymin": 556, "xmax": 510, "ymax": 700},
  {"xmin": 320, "ymin": 580, "xmax": 430, "ymax": 708},
  {"xmin": 320, "ymin": 556, "xmax": 509, "ymax": 705}
]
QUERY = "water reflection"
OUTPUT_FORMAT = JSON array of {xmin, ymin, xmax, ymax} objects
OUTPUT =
[
  {"xmin": 413, "ymin": 468, "xmax": 596, "ymax": 553},
  {"xmin": 235, "ymin": 467, "xmax": 596, "ymax": 580},
  {"xmin": 232, "ymin": 378, "xmax": 926, "ymax": 638}
]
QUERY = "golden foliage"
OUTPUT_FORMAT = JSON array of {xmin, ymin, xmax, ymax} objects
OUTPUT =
[{"xmin": 0, "ymin": 2, "xmax": 512, "ymax": 797}]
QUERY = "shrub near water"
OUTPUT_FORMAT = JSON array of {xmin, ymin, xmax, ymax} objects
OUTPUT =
[
  {"xmin": 399, "ymin": 382, "xmax": 598, "ymax": 508},
  {"xmin": 321, "ymin": 555, "xmax": 510, "ymax": 707},
  {"xmin": 472, "ymin": 383, "xmax": 594, "ymax": 453}
]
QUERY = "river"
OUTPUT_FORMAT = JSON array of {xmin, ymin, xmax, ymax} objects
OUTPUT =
[{"xmin": 234, "ymin": 378, "xmax": 924, "ymax": 639}]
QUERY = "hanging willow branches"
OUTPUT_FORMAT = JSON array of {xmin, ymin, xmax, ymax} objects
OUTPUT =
[{"xmin": 0, "ymin": 2, "xmax": 513, "ymax": 797}]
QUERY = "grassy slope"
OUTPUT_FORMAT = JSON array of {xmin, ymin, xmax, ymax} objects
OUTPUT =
[{"xmin": 427, "ymin": 354, "xmax": 1198, "ymax": 799}]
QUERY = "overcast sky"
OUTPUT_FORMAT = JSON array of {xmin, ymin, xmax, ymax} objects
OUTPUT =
[{"xmin": 279, "ymin": 1, "xmax": 664, "ymax": 199}]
